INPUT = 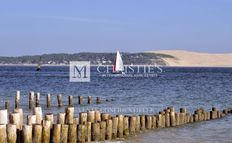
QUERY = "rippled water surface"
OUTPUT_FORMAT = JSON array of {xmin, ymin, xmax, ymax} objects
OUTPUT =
[{"xmin": 0, "ymin": 66, "xmax": 232, "ymax": 143}]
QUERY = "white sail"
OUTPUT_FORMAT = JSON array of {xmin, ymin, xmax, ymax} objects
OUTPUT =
[{"xmin": 115, "ymin": 51, "xmax": 124, "ymax": 72}]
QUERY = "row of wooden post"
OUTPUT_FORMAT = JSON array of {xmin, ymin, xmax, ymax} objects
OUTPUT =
[
  {"xmin": 0, "ymin": 105, "xmax": 231, "ymax": 143},
  {"xmin": 11, "ymin": 91, "xmax": 103, "ymax": 110}
]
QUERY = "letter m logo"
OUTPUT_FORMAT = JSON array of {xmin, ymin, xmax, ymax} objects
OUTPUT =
[{"xmin": 70, "ymin": 61, "xmax": 90, "ymax": 82}]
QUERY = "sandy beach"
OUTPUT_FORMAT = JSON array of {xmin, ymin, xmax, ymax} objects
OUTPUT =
[{"xmin": 150, "ymin": 50, "xmax": 232, "ymax": 67}]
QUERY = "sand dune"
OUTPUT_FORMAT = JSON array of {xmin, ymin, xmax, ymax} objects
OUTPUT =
[{"xmin": 150, "ymin": 50, "xmax": 232, "ymax": 67}]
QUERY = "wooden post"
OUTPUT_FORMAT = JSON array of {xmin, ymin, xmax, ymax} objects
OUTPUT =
[
  {"xmin": 68, "ymin": 96, "xmax": 74, "ymax": 107},
  {"xmin": 175, "ymin": 113, "xmax": 180, "ymax": 126},
  {"xmin": 52, "ymin": 124, "xmax": 61, "ymax": 143},
  {"xmin": 179, "ymin": 113, "xmax": 185, "ymax": 125},
  {"xmin": 15, "ymin": 90, "xmax": 20, "ymax": 109},
  {"xmin": 78, "ymin": 96, "xmax": 83, "ymax": 105},
  {"xmin": 193, "ymin": 114, "xmax": 199, "ymax": 122},
  {"xmin": 36, "ymin": 92, "xmax": 40, "ymax": 107},
  {"xmin": 77, "ymin": 124, "xmax": 86, "ymax": 143},
  {"xmin": 33, "ymin": 124, "xmax": 42, "ymax": 143},
  {"xmin": 100, "ymin": 121, "xmax": 106, "ymax": 141},
  {"xmin": 29, "ymin": 91, "xmax": 35, "ymax": 110},
  {"xmin": 88, "ymin": 96, "xmax": 92, "ymax": 104},
  {"xmin": 45, "ymin": 113, "xmax": 54, "ymax": 125},
  {"xmin": 165, "ymin": 112, "xmax": 170, "ymax": 127},
  {"xmin": 145, "ymin": 115, "xmax": 152, "ymax": 129},
  {"xmin": 42, "ymin": 120, "xmax": 51, "ymax": 143},
  {"xmin": 0, "ymin": 109, "xmax": 8, "ymax": 124},
  {"xmin": 79, "ymin": 112, "xmax": 88, "ymax": 124},
  {"xmin": 57, "ymin": 113, "xmax": 66, "ymax": 124},
  {"xmin": 14, "ymin": 108, "xmax": 24, "ymax": 128},
  {"xmin": 61, "ymin": 124, "xmax": 69, "ymax": 143},
  {"xmin": 57, "ymin": 94, "xmax": 63, "ymax": 107},
  {"xmin": 92, "ymin": 123, "xmax": 100, "ymax": 141},
  {"xmin": 46, "ymin": 94, "xmax": 51, "ymax": 108},
  {"xmin": 34, "ymin": 107, "xmax": 43, "ymax": 124},
  {"xmin": 112, "ymin": 117, "xmax": 118, "ymax": 139},
  {"xmin": 87, "ymin": 110, "xmax": 95, "ymax": 123},
  {"xmin": 74, "ymin": 117, "xmax": 79, "ymax": 125},
  {"xmin": 68, "ymin": 124, "xmax": 77, "ymax": 143},
  {"xmin": 157, "ymin": 114, "xmax": 162, "ymax": 128},
  {"xmin": 152, "ymin": 115, "xmax": 157, "ymax": 129},
  {"xmin": 96, "ymin": 97, "xmax": 101, "ymax": 104},
  {"xmin": 23, "ymin": 125, "xmax": 32, "ymax": 143},
  {"xmin": 9, "ymin": 112, "xmax": 21, "ymax": 129},
  {"xmin": 140, "ymin": 115, "xmax": 145, "ymax": 131},
  {"xmin": 65, "ymin": 107, "xmax": 74, "ymax": 124},
  {"xmin": 86, "ymin": 122, "xmax": 92, "ymax": 142},
  {"xmin": 135, "ymin": 116, "xmax": 141, "ymax": 132},
  {"xmin": 117, "ymin": 115, "xmax": 124, "ymax": 138},
  {"xmin": 106, "ymin": 119, "xmax": 112, "ymax": 140},
  {"xmin": 7, "ymin": 124, "xmax": 17, "ymax": 143},
  {"xmin": 0, "ymin": 125, "xmax": 7, "ymax": 143},
  {"xmin": 129, "ymin": 116, "xmax": 136, "ymax": 135},
  {"xmin": 170, "ymin": 111, "xmax": 176, "ymax": 127},
  {"xmin": 95, "ymin": 110, "xmax": 101, "ymax": 122},
  {"xmin": 5, "ymin": 101, "xmax": 10, "ymax": 110},
  {"xmin": 27, "ymin": 115, "xmax": 36, "ymax": 125},
  {"xmin": 101, "ymin": 113, "xmax": 110, "ymax": 121}
]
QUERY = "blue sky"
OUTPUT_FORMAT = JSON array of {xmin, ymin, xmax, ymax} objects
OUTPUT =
[{"xmin": 0, "ymin": 0, "xmax": 232, "ymax": 56}]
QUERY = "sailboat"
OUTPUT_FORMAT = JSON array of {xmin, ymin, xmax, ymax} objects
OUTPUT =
[{"xmin": 112, "ymin": 51, "xmax": 125, "ymax": 74}]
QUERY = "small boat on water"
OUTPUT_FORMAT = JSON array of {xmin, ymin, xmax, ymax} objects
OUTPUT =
[
  {"xmin": 112, "ymin": 51, "xmax": 125, "ymax": 74},
  {"xmin": 36, "ymin": 64, "xmax": 41, "ymax": 71}
]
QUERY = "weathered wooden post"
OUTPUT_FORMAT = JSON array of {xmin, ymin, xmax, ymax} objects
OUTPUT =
[
  {"xmin": 46, "ymin": 94, "xmax": 51, "ymax": 108},
  {"xmin": 101, "ymin": 113, "xmax": 110, "ymax": 121},
  {"xmin": 15, "ymin": 90, "xmax": 20, "ymax": 109},
  {"xmin": 52, "ymin": 124, "xmax": 61, "ymax": 143},
  {"xmin": 7, "ymin": 124, "xmax": 17, "ymax": 143},
  {"xmin": 36, "ymin": 92, "xmax": 40, "ymax": 107},
  {"xmin": 88, "ymin": 96, "xmax": 92, "ymax": 104},
  {"xmin": 117, "ymin": 115, "xmax": 124, "ymax": 138},
  {"xmin": 112, "ymin": 117, "xmax": 118, "ymax": 139},
  {"xmin": 68, "ymin": 96, "xmax": 74, "ymax": 107},
  {"xmin": 34, "ymin": 107, "xmax": 43, "ymax": 124},
  {"xmin": 65, "ymin": 107, "xmax": 74, "ymax": 124},
  {"xmin": 145, "ymin": 115, "xmax": 152, "ymax": 129},
  {"xmin": 92, "ymin": 123, "xmax": 100, "ymax": 141},
  {"xmin": 42, "ymin": 120, "xmax": 51, "ymax": 143},
  {"xmin": 79, "ymin": 112, "xmax": 88, "ymax": 124},
  {"xmin": 140, "ymin": 115, "xmax": 145, "ymax": 131},
  {"xmin": 175, "ymin": 113, "xmax": 180, "ymax": 126},
  {"xmin": 95, "ymin": 110, "xmax": 101, "ymax": 122},
  {"xmin": 152, "ymin": 115, "xmax": 157, "ymax": 129},
  {"xmin": 179, "ymin": 113, "xmax": 185, "ymax": 125},
  {"xmin": 86, "ymin": 122, "xmax": 92, "ymax": 142},
  {"xmin": 57, "ymin": 113, "xmax": 66, "ymax": 124},
  {"xmin": 45, "ymin": 113, "xmax": 54, "ymax": 125},
  {"xmin": 9, "ymin": 112, "xmax": 21, "ymax": 129},
  {"xmin": 61, "ymin": 124, "xmax": 69, "ymax": 143},
  {"xmin": 74, "ymin": 117, "xmax": 79, "ymax": 125},
  {"xmin": 87, "ymin": 110, "xmax": 95, "ymax": 123},
  {"xmin": 170, "ymin": 111, "xmax": 176, "ymax": 127},
  {"xmin": 0, "ymin": 109, "xmax": 8, "ymax": 124},
  {"xmin": 78, "ymin": 96, "xmax": 83, "ymax": 105},
  {"xmin": 5, "ymin": 101, "xmax": 10, "ymax": 110},
  {"xmin": 14, "ymin": 108, "xmax": 24, "ymax": 127},
  {"xmin": 129, "ymin": 116, "xmax": 136, "ymax": 135},
  {"xmin": 96, "ymin": 97, "xmax": 101, "ymax": 104},
  {"xmin": 29, "ymin": 91, "xmax": 35, "ymax": 110},
  {"xmin": 68, "ymin": 124, "xmax": 77, "ymax": 143},
  {"xmin": 157, "ymin": 113, "xmax": 162, "ymax": 128},
  {"xmin": 100, "ymin": 121, "xmax": 106, "ymax": 141},
  {"xmin": 0, "ymin": 125, "xmax": 7, "ymax": 143},
  {"xmin": 57, "ymin": 94, "xmax": 63, "ymax": 107},
  {"xmin": 77, "ymin": 124, "xmax": 86, "ymax": 143},
  {"xmin": 23, "ymin": 125, "xmax": 32, "ymax": 143},
  {"xmin": 106, "ymin": 119, "xmax": 112, "ymax": 140},
  {"xmin": 135, "ymin": 116, "xmax": 141, "ymax": 132},
  {"xmin": 165, "ymin": 112, "xmax": 170, "ymax": 127},
  {"xmin": 27, "ymin": 115, "xmax": 36, "ymax": 125},
  {"xmin": 33, "ymin": 124, "xmax": 42, "ymax": 143},
  {"xmin": 193, "ymin": 114, "xmax": 199, "ymax": 122}
]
